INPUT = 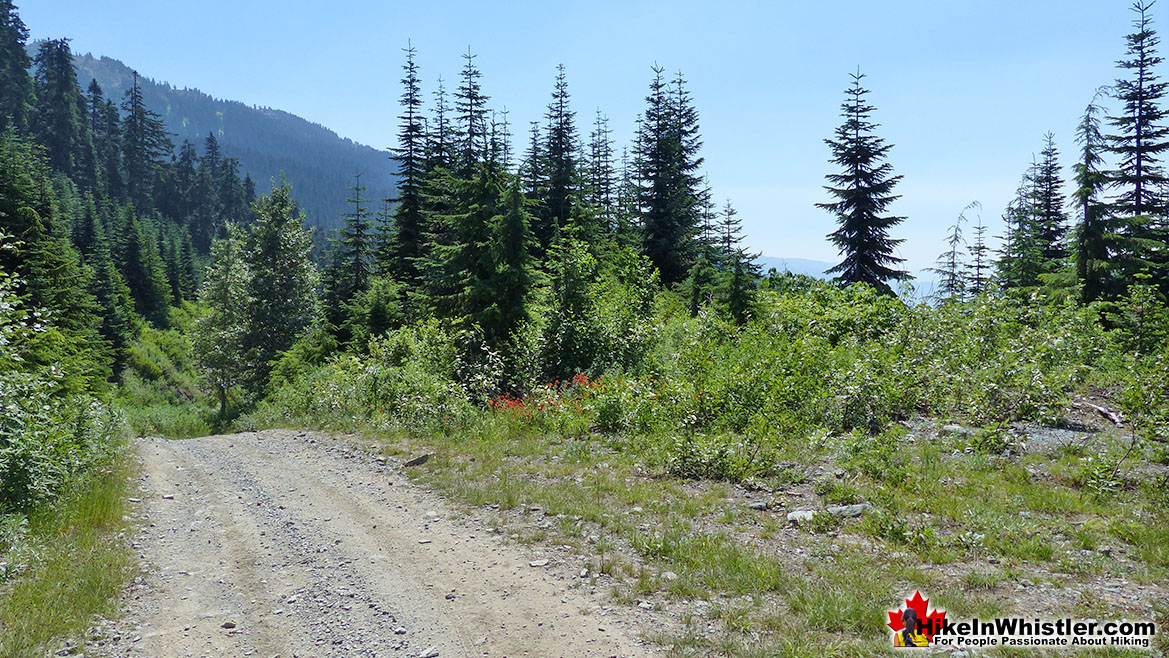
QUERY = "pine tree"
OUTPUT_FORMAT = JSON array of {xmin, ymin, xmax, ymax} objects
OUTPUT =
[
  {"xmin": 816, "ymin": 71, "xmax": 908, "ymax": 294},
  {"xmin": 31, "ymin": 39, "xmax": 83, "ymax": 177},
  {"xmin": 241, "ymin": 180, "xmax": 318, "ymax": 395},
  {"xmin": 1072, "ymin": 94, "xmax": 1113, "ymax": 302},
  {"xmin": 0, "ymin": 0, "xmax": 32, "ymax": 133},
  {"xmin": 386, "ymin": 43, "xmax": 427, "ymax": 284}
]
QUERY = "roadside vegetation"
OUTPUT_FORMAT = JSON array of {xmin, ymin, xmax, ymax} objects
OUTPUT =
[{"xmin": 246, "ymin": 279, "xmax": 1169, "ymax": 657}]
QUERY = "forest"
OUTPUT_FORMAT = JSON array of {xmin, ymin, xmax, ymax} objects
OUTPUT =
[{"xmin": 1, "ymin": 0, "xmax": 1168, "ymax": 656}]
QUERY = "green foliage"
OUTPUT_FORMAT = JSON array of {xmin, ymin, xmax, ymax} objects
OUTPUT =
[{"xmin": 250, "ymin": 319, "xmax": 470, "ymax": 432}]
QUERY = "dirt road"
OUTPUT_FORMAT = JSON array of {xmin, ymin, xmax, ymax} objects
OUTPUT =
[{"xmin": 98, "ymin": 431, "xmax": 656, "ymax": 658}]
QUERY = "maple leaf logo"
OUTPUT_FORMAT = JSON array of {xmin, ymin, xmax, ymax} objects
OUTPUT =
[{"xmin": 887, "ymin": 590, "xmax": 947, "ymax": 642}]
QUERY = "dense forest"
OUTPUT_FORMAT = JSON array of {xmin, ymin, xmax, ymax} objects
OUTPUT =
[{"xmin": 3, "ymin": 0, "xmax": 1169, "ymax": 656}]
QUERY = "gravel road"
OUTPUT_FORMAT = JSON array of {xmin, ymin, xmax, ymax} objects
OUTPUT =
[{"xmin": 96, "ymin": 430, "xmax": 655, "ymax": 658}]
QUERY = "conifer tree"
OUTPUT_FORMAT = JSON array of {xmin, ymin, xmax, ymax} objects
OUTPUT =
[
  {"xmin": 931, "ymin": 202, "xmax": 976, "ymax": 300},
  {"xmin": 539, "ymin": 64, "xmax": 578, "ymax": 250},
  {"xmin": 1109, "ymin": 1, "xmax": 1169, "ymax": 289},
  {"xmin": 194, "ymin": 226, "xmax": 249, "ymax": 416},
  {"xmin": 324, "ymin": 173, "xmax": 373, "ymax": 321},
  {"xmin": 0, "ymin": 0, "xmax": 32, "ymax": 133},
  {"xmin": 816, "ymin": 71, "xmax": 908, "ymax": 294},
  {"xmin": 427, "ymin": 164, "xmax": 499, "ymax": 324},
  {"xmin": 584, "ymin": 109, "xmax": 616, "ymax": 231},
  {"xmin": 521, "ymin": 121, "xmax": 546, "ymax": 204},
  {"xmin": 387, "ymin": 43, "xmax": 427, "ymax": 284},
  {"xmin": 1032, "ymin": 133, "xmax": 1069, "ymax": 268},
  {"xmin": 455, "ymin": 49, "xmax": 489, "ymax": 175},
  {"xmin": 31, "ymin": 39, "xmax": 83, "ymax": 177},
  {"xmin": 427, "ymin": 77, "xmax": 454, "ymax": 172},
  {"xmin": 966, "ymin": 208, "xmax": 992, "ymax": 296},
  {"xmin": 1072, "ymin": 94, "xmax": 1113, "ymax": 302},
  {"xmin": 119, "ymin": 207, "xmax": 171, "ymax": 326},
  {"xmin": 483, "ymin": 177, "xmax": 538, "ymax": 350},
  {"xmin": 241, "ymin": 180, "xmax": 318, "ymax": 395},
  {"xmin": 636, "ymin": 67, "xmax": 707, "ymax": 285},
  {"xmin": 121, "ymin": 72, "xmax": 172, "ymax": 210}
]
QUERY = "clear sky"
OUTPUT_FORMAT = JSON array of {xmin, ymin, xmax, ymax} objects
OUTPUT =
[{"xmin": 19, "ymin": 1, "xmax": 1142, "ymax": 275}]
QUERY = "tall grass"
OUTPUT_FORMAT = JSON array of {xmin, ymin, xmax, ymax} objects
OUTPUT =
[{"xmin": 0, "ymin": 455, "xmax": 136, "ymax": 657}]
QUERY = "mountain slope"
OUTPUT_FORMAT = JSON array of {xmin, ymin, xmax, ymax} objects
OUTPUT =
[{"xmin": 71, "ymin": 51, "xmax": 396, "ymax": 235}]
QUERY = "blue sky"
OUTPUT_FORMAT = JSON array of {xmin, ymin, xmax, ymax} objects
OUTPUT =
[{"xmin": 20, "ymin": 1, "xmax": 1141, "ymax": 275}]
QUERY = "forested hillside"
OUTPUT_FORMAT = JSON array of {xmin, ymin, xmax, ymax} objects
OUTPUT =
[
  {"xmin": 60, "ymin": 48, "xmax": 396, "ymax": 238},
  {"xmin": 68, "ymin": 50, "xmax": 397, "ymax": 238}
]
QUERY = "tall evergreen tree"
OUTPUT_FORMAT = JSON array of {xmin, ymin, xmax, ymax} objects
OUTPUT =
[
  {"xmin": 426, "ymin": 76, "xmax": 454, "ymax": 172},
  {"xmin": 31, "ymin": 39, "xmax": 83, "ymax": 177},
  {"xmin": 324, "ymin": 172, "xmax": 373, "ymax": 322},
  {"xmin": 1032, "ymin": 133, "xmax": 1069, "ymax": 268},
  {"xmin": 241, "ymin": 180, "xmax": 318, "ymax": 395},
  {"xmin": 194, "ymin": 226, "xmax": 249, "ymax": 416},
  {"xmin": 538, "ymin": 64, "xmax": 578, "ymax": 250},
  {"xmin": 636, "ymin": 67, "xmax": 707, "ymax": 285},
  {"xmin": 121, "ymin": 72, "xmax": 172, "ymax": 210},
  {"xmin": 119, "ymin": 207, "xmax": 171, "ymax": 326},
  {"xmin": 427, "ymin": 164, "xmax": 499, "ymax": 324},
  {"xmin": 387, "ymin": 43, "xmax": 427, "ymax": 284},
  {"xmin": 931, "ymin": 202, "xmax": 976, "ymax": 300},
  {"xmin": 454, "ymin": 49, "xmax": 489, "ymax": 175},
  {"xmin": 483, "ymin": 177, "xmax": 538, "ymax": 351},
  {"xmin": 1072, "ymin": 94, "xmax": 1113, "ymax": 302},
  {"xmin": 0, "ymin": 0, "xmax": 32, "ymax": 133},
  {"xmin": 1109, "ymin": 1, "xmax": 1169, "ymax": 289},
  {"xmin": 966, "ymin": 206, "xmax": 992, "ymax": 296},
  {"xmin": 816, "ymin": 71, "xmax": 908, "ymax": 294},
  {"xmin": 584, "ymin": 109, "xmax": 616, "ymax": 231}
]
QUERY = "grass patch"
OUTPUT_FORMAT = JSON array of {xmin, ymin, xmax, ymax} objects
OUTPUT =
[{"xmin": 0, "ymin": 454, "xmax": 136, "ymax": 658}]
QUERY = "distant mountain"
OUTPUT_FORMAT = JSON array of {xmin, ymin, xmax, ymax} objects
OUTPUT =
[
  {"xmin": 66, "ymin": 50, "xmax": 396, "ymax": 236},
  {"xmin": 755, "ymin": 256, "xmax": 834, "ymax": 278},
  {"xmin": 757, "ymin": 256, "xmax": 935, "ymax": 298}
]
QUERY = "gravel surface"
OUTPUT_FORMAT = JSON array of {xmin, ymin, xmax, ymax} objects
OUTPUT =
[{"xmin": 93, "ymin": 430, "xmax": 656, "ymax": 658}]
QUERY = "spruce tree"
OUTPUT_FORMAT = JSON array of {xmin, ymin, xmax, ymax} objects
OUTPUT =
[
  {"xmin": 119, "ymin": 207, "xmax": 171, "ymax": 326},
  {"xmin": 1032, "ymin": 133, "xmax": 1069, "ymax": 268},
  {"xmin": 427, "ymin": 77, "xmax": 454, "ymax": 172},
  {"xmin": 931, "ymin": 202, "xmax": 975, "ymax": 301},
  {"xmin": 324, "ymin": 172, "xmax": 373, "ymax": 323},
  {"xmin": 387, "ymin": 44, "xmax": 427, "ymax": 284},
  {"xmin": 966, "ymin": 207, "xmax": 992, "ymax": 296},
  {"xmin": 0, "ymin": 0, "xmax": 32, "ymax": 133},
  {"xmin": 816, "ymin": 71, "xmax": 908, "ymax": 294},
  {"xmin": 427, "ymin": 164, "xmax": 499, "ymax": 324}
]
